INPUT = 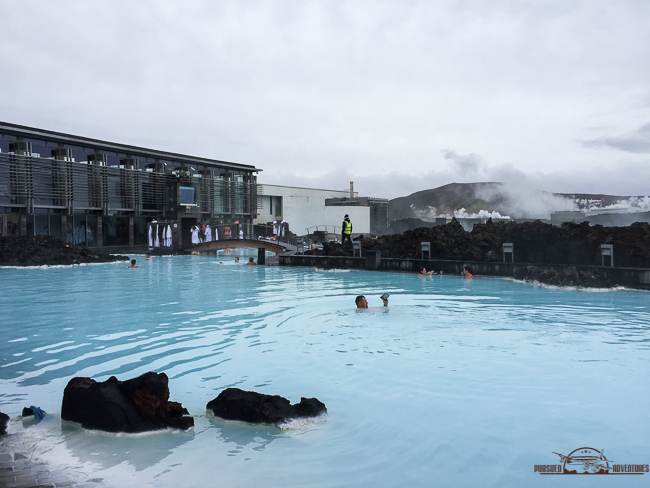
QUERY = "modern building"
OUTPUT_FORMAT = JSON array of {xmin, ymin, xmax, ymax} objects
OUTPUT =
[
  {"xmin": 0, "ymin": 122, "xmax": 260, "ymax": 252},
  {"xmin": 325, "ymin": 196, "xmax": 389, "ymax": 236},
  {"xmin": 255, "ymin": 183, "xmax": 389, "ymax": 239}
]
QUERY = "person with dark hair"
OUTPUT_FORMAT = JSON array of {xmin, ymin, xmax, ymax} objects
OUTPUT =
[
  {"xmin": 463, "ymin": 266, "xmax": 474, "ymax": 279},
  {"xmin": 356, "ymin": 293, "xmax": 389, "ymax": 308},
  {"xmin": 246, "ymin": 257, "xmax": 256, "ymax": 266},
  {"xmin": 128, "ymin": 259, "xmax": 139, "ymax": 268},
  {"xmin": 341, "ymin": 214, "xmax": 353, "ymax": 246}
]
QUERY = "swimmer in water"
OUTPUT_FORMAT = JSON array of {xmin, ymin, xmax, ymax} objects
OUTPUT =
[
  {"xmin": 356, "ymin": 293, "xmax": 389, "ymax": 308},
  {"xmin": 355, "ymin": 295, "xmax": 368, "ymax": 308},
  {"xmin": 418, "ymin": 268, "xmax": 436, "ymax": 276},
  {"xmin": 463, "ymin": 266, "xmax": 474, "ymax": 279},
  {"xmin": 128, "ymin": 259, "xmax": 139, "ymax": 268}
]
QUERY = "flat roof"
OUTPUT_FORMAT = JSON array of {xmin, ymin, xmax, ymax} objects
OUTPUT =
[
  {"xmin": 259, "ymin": 183, "xmax": 351, "ymax": 193},
  {"xmin": 0, "ymin": 121, "xmax": 261, "ymax": 173}
]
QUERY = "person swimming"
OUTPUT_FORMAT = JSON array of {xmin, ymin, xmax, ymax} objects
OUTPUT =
[
  {"xmin": 418, "ymin": 268, "xmax": 436, "ymax": 276},
  {"xmin": 128, "ymin": 259, "xmax": 139, "ymax": 268},
  {"xmin": 356, "ymin": 293, "xmax": 389, "ymax": 308}
]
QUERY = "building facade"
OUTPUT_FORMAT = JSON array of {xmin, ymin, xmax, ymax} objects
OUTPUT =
[
  {"xmin": 255, "ymin": 184, "xmax": 389, "ymax": 238},
  {"xmin": 325, "ymin": 196, "xmax": 389, "ymax": 236},
  {"xmin": 0, "ymin": 122, "xmax": 260, "ymax": 251}
]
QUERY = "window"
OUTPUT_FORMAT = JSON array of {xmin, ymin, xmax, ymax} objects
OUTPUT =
[{"xmin": 179, "ymin": 186, "xmax": 196, "ymax": 206}]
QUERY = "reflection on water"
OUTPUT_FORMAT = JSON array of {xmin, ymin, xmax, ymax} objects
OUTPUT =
[
  {"xmin": 0, "ymin": 257, "xmax": 649, "ymax": 487},
  {"xmin": 60, "ymin": 421, "xmax": 196, "ymax": 472},
  {"xmin": 208, "ymin": 415, "xmax": 286, "ymax": 455}
]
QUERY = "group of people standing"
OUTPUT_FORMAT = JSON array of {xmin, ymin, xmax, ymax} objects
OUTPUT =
[
  {"xmin": 191, "ymin": 222, "xmax": 248, "ymax": 245},
  {"xmin": 190, "ymin": 223, "xmax": 221, "ymax": 245},
  {"xmin": 271, "ymin": 220, "xmax": 289, "ymax": 240}
]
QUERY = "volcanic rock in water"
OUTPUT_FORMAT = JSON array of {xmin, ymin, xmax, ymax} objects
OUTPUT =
[
  {"xmin": 0, "ymin": 235, "xmax": 129, "ymax": 266},
  {"xmin": 61, "ymin": 372, "xmax": 194, "ymax": 433},
  {"xmin": 0, "ymin": 411, "xmax": 9, "ymax": 435},
  {"xmin": 206, "ymin": 388, "xmax": 327, "ymax": 426},
  {"xmin": 513, "ymin": 265, "xmax": 611, "ymax": 288},
  {"xmin": 21, "ymin": 406, "xmax": 45, "ymax": 420}
]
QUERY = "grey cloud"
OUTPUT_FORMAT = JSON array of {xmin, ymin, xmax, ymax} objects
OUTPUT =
[
  {"xmin": 441, "ymin": 149, "xmax": 485, "ymax": 176},
  {"xmin": 581, "ymin": 123, "xmax": 650, "ymax": 154},
  {"xmin": 1, "ymin": 1, "xmax": 649, "ymax": 201},
  {"xmin": 261, "ymin": 155, "xmax": 650, "ymax": 202}
]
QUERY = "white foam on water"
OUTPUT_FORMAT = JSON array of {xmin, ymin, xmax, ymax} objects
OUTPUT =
[{"xmin": 277, "ymin": 412, "xmax": 329, "ymax": 430}]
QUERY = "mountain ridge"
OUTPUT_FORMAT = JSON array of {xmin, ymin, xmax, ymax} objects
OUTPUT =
[{"xmin": 389, "ymin": 182, "xmax": 646, "ymax": 221}]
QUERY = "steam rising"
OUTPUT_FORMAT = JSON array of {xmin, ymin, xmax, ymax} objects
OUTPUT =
[
  {"xmin": 578, "ymin": 196, "xmax": 650, "ymax": 213},
  {"xmin": 408, "ymin": 183, "xmax": 578, "ymax": 221},
  {"xmin": 474, "ymin": 183, "xmax": 577, "ymax": 219},
  {"xmin": 406, "ymin": 183, "xmax": 650, "ymax": 224},
  {"xmin": 410, "ymin": 206, "xmax": 510, "ymax": 220}
]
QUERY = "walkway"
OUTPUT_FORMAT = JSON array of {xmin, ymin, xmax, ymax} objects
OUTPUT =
[
  {"xmin": 190, "ymin": 238, "xmax": 298, "ymax": 255},
  {"xmin": 0, "ymin": 437, "xmax": 105, "ymax": 488}
]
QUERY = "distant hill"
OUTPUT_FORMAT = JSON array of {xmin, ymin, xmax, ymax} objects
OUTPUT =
[
  {"xmin": 389, "ymin": 182, "xmax": 641, "ymax": 221},
  {"xmin": 390, "ymin": 183, "xmax": 506, "ymax": 220}
]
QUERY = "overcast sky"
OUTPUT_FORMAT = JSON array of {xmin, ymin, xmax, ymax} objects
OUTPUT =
[{"xmin": 1, "ymin": 0, "xmax": 649, "ymax": 199}]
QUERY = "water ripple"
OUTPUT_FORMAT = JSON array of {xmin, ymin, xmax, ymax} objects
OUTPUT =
[{"xmin": 0, "ymin": 259, "xmax": 648, "ymax": 487}]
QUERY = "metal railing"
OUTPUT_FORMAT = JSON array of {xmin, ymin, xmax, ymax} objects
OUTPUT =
[
  {"xmin": 305, "ymin": 225, "xmax": 341, "ymax": 235},
  {"xmin": 195, "ymin": 223, "xmax": 299, "ymax": 246}
]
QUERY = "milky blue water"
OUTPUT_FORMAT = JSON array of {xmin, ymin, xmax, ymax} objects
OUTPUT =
[{"xmin": 1, "ymin": 255, "xmax": 649, "ymax": 487}]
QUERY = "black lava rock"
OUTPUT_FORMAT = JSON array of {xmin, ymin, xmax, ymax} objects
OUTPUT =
[
  {"xmin": 206, "ymin": 388, "xmax": 327, "ymax": 426},
  {"xmin": 513, "ymin": 265, "xmax": 611, "ymax": 288},
  {"xmin": 61, "ymin": 372, "xmax": 194, "ymax": 433},
  {"xmin": 0, "ymin": 412, "xmax": 9, "ymax": 435},
  {"xmin": 313, "ymin": 219, "xmax": 650, "ymax": 268},
  {"xmin": 0, "ymin": 235, "xmax": 129, "ymax": 266}
]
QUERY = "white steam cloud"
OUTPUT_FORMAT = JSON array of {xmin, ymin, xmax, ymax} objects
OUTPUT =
[
  {"xmin": 410, "ymin": 205, "xmax": 510, "ymax": 221},
  {"xmin": 408, "ymin": 183, "xmax": 580, "ymax": 221},
  {"xmin": 578, "ymin": 196, "xmax": 650, "ymax": 213},
  {"xmin": 474, "ymin": 183, "xmax": 577, "ymax": 219}
]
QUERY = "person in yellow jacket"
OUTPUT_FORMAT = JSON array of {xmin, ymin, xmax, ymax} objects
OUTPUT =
[{"xmin": 341, "ymin": 214, "xmax": 353, "ymax": 245}]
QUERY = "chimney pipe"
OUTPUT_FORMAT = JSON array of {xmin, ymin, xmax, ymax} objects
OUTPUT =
[{"xmin": 350, "ymin": 181, "xmax": 354, "ymax": 198}]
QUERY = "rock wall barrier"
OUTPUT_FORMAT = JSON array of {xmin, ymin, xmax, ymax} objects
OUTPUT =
[{"xmin": 279, "ymin": 254, "xmax": 650, "ymax": 290}]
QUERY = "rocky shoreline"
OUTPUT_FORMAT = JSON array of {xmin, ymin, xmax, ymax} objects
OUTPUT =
[
  {"xmin": 0, "ymin": 235, "xmax": 129, "ymax": 266},
  {"xmin": 308, "ymin": 219, "xmax": 650, "ymax": 288},
  {"xmin": 511, "ymin": 265, "xmax": 613, "ymax": 288},
  {"xmin": 327, "ymin": 219, "xmax": 650, "ymax": 267},
  {"xmin": 3, "ymin": 221, "xmax": 649, "ymax": 288}
]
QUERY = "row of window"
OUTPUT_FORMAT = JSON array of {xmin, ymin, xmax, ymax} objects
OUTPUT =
[{"xmin": 0, "ymin": 152, "xmax": 257, "ymax": 216}]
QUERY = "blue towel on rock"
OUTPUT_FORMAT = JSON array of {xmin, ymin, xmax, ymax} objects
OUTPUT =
[{"xmin": 29, "ymin": 406, "xmax": 45, "ymax": 420}]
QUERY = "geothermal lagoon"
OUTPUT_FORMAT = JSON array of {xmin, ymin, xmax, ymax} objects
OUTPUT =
[{"xmin": 0, "ymin": 254, "xmax": 648, "ymax": 487}]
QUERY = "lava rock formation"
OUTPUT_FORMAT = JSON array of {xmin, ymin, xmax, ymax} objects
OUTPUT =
[
  {"xmin": 206, "ymin": 388, "xmax": 327, "ymax": 426},
  {"xmin": 61, "ymin": 372, "xmax": 194, "ymax": 433},
  {"xmin": 0, "ymin": 235, "xmax": 128, "ymax": 266}
]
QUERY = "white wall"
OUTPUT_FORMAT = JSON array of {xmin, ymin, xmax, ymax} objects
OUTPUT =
[{"xmin": 255, "ymin": 185, "xmax": 370, "ymax": 236}]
